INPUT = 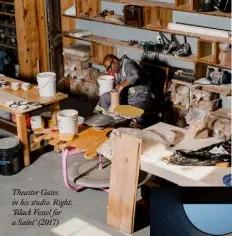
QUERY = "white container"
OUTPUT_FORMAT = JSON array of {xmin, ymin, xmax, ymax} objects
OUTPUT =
[
  {"xmin": 37, "ymin": 72, "xmax": 56, "ymax": 97},
  {"xmin": 21, "ymin": 82, "xmax": 30, "ymax": 91},
  {"xmin": 11, "ymin": 82, "xmax": 20, "ymax": 91},
  {"xmin": 57, "ymin": 109, "xmax": 78, "ymax": 134},
  {"xmin": 30, "ymin": 116, "xmax": 43, "ymax": 130},
  {"xmin": 98, "ymin": 75, "xmax": 114, "ymax": 95}
]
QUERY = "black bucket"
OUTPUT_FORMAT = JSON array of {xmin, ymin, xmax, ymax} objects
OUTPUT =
[{"xmin": 0, "ymin": 136, "xmax": 23, "ymax": 176}]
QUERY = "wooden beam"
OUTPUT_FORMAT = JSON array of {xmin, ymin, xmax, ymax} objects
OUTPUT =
[
  {"xmin": 107, "ymin": 132, "xmax": 142, "ymax": 233},
  {"xmin": 15, "ymin": 0, "xmax": 40, "ymax": 81},
  {"xmin": 16, "ymin": 113, "xmax": 30, "ymax": 166},
  {"xmin": 36, "ymin": 0, "xmax": 50, "ymax": 72},
  {"xmin": 60, "ymin": 0, "xmax": 76, "ymax": 48}
]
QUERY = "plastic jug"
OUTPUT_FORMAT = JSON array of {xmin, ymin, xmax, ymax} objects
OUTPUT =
[{"xmin": 0, "ymin": 51, "xmax": 9, "ymax": 74}]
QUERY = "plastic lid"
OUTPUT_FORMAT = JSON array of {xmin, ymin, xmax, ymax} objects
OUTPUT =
[
  {"xmin": 37, "ymin": 72, "xmax": 56, "ymax": 79},
  {"xmin": 85, "ymin": 114, "xmax": 114, "ymax": 127},
  {"xmin": 0, "ymin": 137, "xmax": 20, "ymax": 149}
]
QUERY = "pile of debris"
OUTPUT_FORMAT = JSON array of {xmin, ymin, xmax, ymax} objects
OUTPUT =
[
  {"xmin": 191, "ymin": 87, "xmax": 220, "ymax": 111},
  {"xmin": 58, "ymin": 44, "xmax": 100, "ymax": 100}
]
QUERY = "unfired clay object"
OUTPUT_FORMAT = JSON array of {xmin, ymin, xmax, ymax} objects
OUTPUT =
[
  {"xmin": 109, "ymin": 90, "xmax": 120, "ymax": 112},
  {"xmin": 185, "ymin": 108, "xmax": 210, "ymax": 136},
  {"xmin": 96, "ymin": 127, "xmax": 177, "ymax": 159},
  {"xmin": 63, "ymin": 53, "xmax": 91, "ymax": 71},
  {"xmin": 213, "ymin": 118, "xmax": 231, "ymax": 140}
]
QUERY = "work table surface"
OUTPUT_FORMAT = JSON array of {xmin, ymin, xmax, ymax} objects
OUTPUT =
[
  {"xmin": 0, "ymin": 76, "xmax": 68, "ymax": 114},
  {"xmin": 100, "ymin": 122, "xmax": 231, "ymax": 187}
]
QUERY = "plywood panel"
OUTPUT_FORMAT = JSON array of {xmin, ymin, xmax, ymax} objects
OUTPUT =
[
  {"xmin": 15, "ymin": 0, "xmax": 40, "ymax": 80},
  {"xmin": 107, "ymin": 132, "xmax": 142, "ymax": 233}
]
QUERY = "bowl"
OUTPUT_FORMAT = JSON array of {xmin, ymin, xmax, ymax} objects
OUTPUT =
[
  {"xmin": 11, "ymin": 82, "xmax": 20, "ymax": 91},
  {"xmin": 18, "ymin": 100, "xmax": 29, "ymax": 106},
  {"xmin": 5, "ymin": 101, "xmax": 15, "ymax": 107},
  {"xmin": 21, "ymin": 83, "xmax": 30, "ymax": 91}
]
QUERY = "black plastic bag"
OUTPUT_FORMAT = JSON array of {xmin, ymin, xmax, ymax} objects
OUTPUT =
[{"xmin": 167, "ymin": 139, "xmax": 231, "ymax": 166}]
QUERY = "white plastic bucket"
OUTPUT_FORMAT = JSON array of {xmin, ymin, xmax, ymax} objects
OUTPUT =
[
  {"xmin": 30, "ymin": 116, "xmax": 44, "ymax": 130},
  {"xmin": 37, "ymin": 72, "xmax": 56, "ymax": 97},
  {"xmin": 57, "ymin": 109, "xmax": 78, "ymax": 134},
  {"xmin": 98, "ymin": 75, "xmax": 114, "ymax": 95}
]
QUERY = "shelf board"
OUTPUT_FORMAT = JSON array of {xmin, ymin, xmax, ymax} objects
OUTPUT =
[
  {"xmin": 0, "ymin": 32, "xmax": 16, "ymax": 38},
  {"xmin": 0, "ymin": 1, "xmax": 14, "ymax": 5},
  {"xmin": 198, "ymin": 55, "xmax": 215, "ymax": 64},
  {"xmin": 198, "ymin": 59, "xmax": 231, "ymax": 70},
  {"xmin": 172, "ymin": 79, "xmax": 192, "ymax": 87},
  {"xmin": 63, "ymin": 29, "xmax": 231, "ymax": 69},
  {"xmin": 103, "ymin": 0, "xmax": 174, "ymax": 9},
  {"xmin": 64, "ymin": 14, "xmax": 125, "ymax": 26},
  {"xmin": 171, "ymin": 78, "xmax": 232, "ymax": 96},
  {"xmin": 103, "ymin": 0, "xmax": 231, "ymax": 18},
  {"xmin": 63, "ymin": 33, "xmax": 198, "ymax": 63},
  {"xmin": 63, "ymin": 14, "xmax": 231, "ymax": 43},
  {"xmin": 0, "ymin": 11, "xmax": 14, "ymax": 16},
  {"xmin": 0, "ymin": 22, "xmax": 16, "ymax": 27},
  {"xmin": 199, "ymin": 84, "xmax": 232, "ymax": 96},
  {"xmin": 0, "ymin": 42, "xmax": 17, "ymax": 50},
  {"xmin": 176, "ymin": 2, "xmax": 231, "ymax": 17}
]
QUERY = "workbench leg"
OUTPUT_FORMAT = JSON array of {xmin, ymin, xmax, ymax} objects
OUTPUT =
[
  {"xmin": 51, "ymin": 102, "xmax": 61, "ymax": 152},
  {"xmin": 16, "ymin": 114, "xmax": 30, "ymax": 167},
  {"xmin": 51, "ymin": 102, "xmax": 60, "ymax": 126}
]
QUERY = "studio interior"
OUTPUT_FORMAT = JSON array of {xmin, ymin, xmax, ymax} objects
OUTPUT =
[{"xmin": 0, "ymin": 0, "xmax": 231, "ymax": 236}]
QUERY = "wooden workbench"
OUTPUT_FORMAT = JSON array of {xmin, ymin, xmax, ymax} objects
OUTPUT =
[
  {"xmin": 100, "ymin": 122, "xmax": 230, "ymax": 187},
  {"xmin": 99, "ymin": 122, "xmax": 230, "ymax": 233},
  {"xmin": 0, "ymin": 76, "xmax": 68, "ymax": 167}
]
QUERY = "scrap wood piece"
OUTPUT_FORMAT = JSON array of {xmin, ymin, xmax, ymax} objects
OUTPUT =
[
  {"xmin": 33, "ymin": 135, "xmax": 45, "ymax": 143},
  {"xmin": 33, "ymin": 128, "xmax": 51, "ymax": 134},
  {"xmin": 84, "ymin": 136, "xmax": 109, "ymax": 159},
  {"xmin": 107, "ymin": 132, "xmax": 142, "ymax": 234},
  {"xmin": 58, "ymin": 133, "xmax": 77, "ymax": 141},
  {"xmin": 65, "ymin": 127, "xmax": 112, "ymax": 148},
  {"xmin": 58, "ymin": 127, "xmax": 112, "ymax": 152},
  {"xmin": 49, "ymin": 137, "xmax": 61, "ymax": 146}
]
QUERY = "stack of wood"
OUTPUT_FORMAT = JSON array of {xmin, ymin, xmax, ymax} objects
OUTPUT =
[
  {"xmin": 170, "ymin": 83, "xmax": 190, "ymax": 108},
  {"xmin": 58, "ymin": 44, "xmax": 100, "ymax": 100},
  {"xmin": 191, "ymin": 87, "xmax": 220, "ymax": 111}
]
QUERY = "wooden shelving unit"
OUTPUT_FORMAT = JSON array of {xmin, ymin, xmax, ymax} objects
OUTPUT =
[
  {"xmin": 104, "ymin": 0, "xmax": 231, "ymax": 17},
  {"xmin": 60, "ymin": 0, "xmax": 231, "ymax": 82},
  {"xmin": 63, "ymin": 14, "xmax": 231, "ymax": 44},
  {"xmin": 0, "ymin": 0, "xmax": 51, "ymax": 80},
  {"xmin": 63, "ymin": 33, "xmax": 198, "ymax": 63}
]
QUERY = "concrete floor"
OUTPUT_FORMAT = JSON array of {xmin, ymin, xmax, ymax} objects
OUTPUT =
[{"xmin": 0, "ymin": 96, "xmax": 150, "ymax": 236}]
